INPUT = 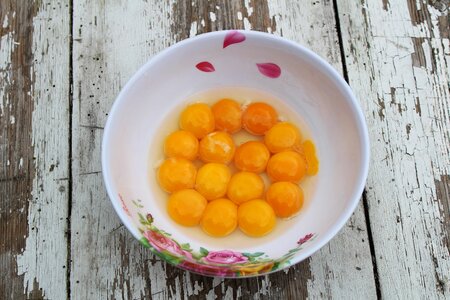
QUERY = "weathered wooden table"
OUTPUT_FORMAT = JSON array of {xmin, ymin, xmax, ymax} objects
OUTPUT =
[{"xmin": 1, "ymin": 0, "xmax": 449, "ymax": 299}]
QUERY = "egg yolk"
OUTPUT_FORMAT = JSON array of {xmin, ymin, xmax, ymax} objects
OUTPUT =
[
  {"xmin": 302, "ymin": 140, "xmax": 319, "ymax": 176},
  {"xmin": 266, "ymin": 182, "xmax": 304, "ymax": 218},
  {"xmin": 157, "ymin": 157, "xmax": 197, "ymax": 193},
  {"xmin": 198, "ymin": 131, "xmax": 235, "ymax": 164},
  {"xmin": 179, "ymin": 103, "xmax": 215, "ymax": 138},
  {"xmin": 238, "ymin": 199, "xmax": 276, "ymax": 237},
  {"xmin": 264, "ymin": 122, "xmax": 302, "ymax": 153},
  {"xmin": 266, "ymin": 151, "xmax": 307, "ymax": 183},
  {"xmin": 242, "ymin": 102, "xmax": 278, "ymax": 135},
  {"xmin": 167, "ymin": 189, "xmax": 207, "ymax": 226},
  {"xmin": 195, "ymin": 163, "xmax": 231, "ymax": 200},
  {"xmin": 164, "ymin": 130, "xmax": 199, "ymax": 160},
  {"xmin": 234, "ymin": 141, "xmax": 270, "ymax": 173},
  {"xmin": 227, "ymin": 171, "xmax": 265, "ymax": 205},
  {"xmin": 211, "ymin": 99, "xmax": 242, "ymax": 133},
  {"xmin": 201, "ymin": 198, "xmax": 238, "ymax": 237}
]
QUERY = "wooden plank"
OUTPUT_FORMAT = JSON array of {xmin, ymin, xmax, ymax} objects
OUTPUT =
[
  {"xmin": 71, "ymin": 1, "xmax": 175, "ymax": 299},
  {"xmin": 71, "ymin": 0, "xmax": 376, "ymax": 299},
  {"xmin": 336, "ymin": 0, "xmax": 450, "ymax": 298},
  {"xmin": 0, "ymin": 0, "xmax": 70, "ymax": 299}
]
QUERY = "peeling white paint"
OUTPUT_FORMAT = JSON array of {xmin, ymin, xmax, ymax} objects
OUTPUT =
[
  {"xmin": 193, "ymin": 281, "xmax": 203, "ymax": 295},
  {"xmin": 190, "ymin": 21, "xmax": 197, "ymax": 37},
  {"xmin": 10, "ymin": 115, "xmax": 15, "ymax": 124},
  {"xmin": 71, "ymin": 1, "xmax": 180, "ymax": 299},
  {"xmin": 0, "ymin": 30, "xmax": 13, "ymax": 118},
  {"xmin": 16, "ymin": 3, "xmax": 70, "ymax": 299},
  {"xmin": 237, "ymin": 11, "xmax": 243, "ymax": 20},
  {"xmin": 338, "ymin": 0, "xmax": 450, "ymax": 298},
  {"xmin": 2, "ymin": 14, "xmax": 8, "ymax": 28},
  {"xmin": 201, "ymin": 19, "xmax": 205, "ymax": 27},
  {"xmin": 209, "ymin": 12, "xmax": 216, "ymax": 22},
  {"xmin": 244, "ymin": 0, "xmax": 253, "ymax": 16},
  {"xmin": 260, "ymin": 276, "xmax": 271, "ymax": 295},
  {"xmin": 243, "ymin": 17, "xmax": 252, "ymax": 30}
]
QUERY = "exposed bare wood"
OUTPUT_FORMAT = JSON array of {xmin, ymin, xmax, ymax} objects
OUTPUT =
[{"xmin": 337, "ymin": 0, "xmax": 450, "ymax": 297}]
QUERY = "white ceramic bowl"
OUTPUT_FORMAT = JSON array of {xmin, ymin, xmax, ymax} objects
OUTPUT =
[{"xmin": 102, "ymin": 30, "xmax": 369, "ymax": 277}]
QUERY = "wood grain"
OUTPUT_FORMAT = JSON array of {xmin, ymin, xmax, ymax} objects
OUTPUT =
[
  {"xmin": 0, "ymin": 0, "xmax": 70, "ymax": 299},
  {"xmin": 3, "ymin": 0, "xmax": 447, "ymax": 298},
  {"xmin": 71, "ymin": 0, "xmax": 376, "ymax": 299},
  {"xmin": 337, "ymin": 0, "xmax": 450, "ymax": 297}
]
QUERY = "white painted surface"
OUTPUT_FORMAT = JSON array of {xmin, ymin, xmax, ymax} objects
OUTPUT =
[
  {"xmin": 338, "ymin": 0, "xmax": 450, "ymax": 298},
  {"xmin": 71, "ymin": 1, "xmax": 175, "ymax": 299}
]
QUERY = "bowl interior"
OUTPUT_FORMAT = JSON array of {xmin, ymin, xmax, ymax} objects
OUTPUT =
[{"xmin": 102, "ymin": 31, "xmax": 368, "ymax": 272}]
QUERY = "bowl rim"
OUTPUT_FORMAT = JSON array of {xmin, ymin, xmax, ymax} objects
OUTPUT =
[{"xmin": 101, "ymin": 29, "xmax": 370, "ymax": 276}]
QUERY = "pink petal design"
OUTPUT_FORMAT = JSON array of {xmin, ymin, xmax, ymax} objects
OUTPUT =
[
  {"xmin": 297, "ymin": 233, "xmax": 314, "ymax": 245},
  {"xmin": 223, "ymin": 31, "xmax": 246, "ymax": 48},
  {"xmin": 196, "ymin": 61, "xmax": 215, "ymax": 72},
  {"xmin": 256, "ymin": 63, "xmax": 281, "ymax": 78}
]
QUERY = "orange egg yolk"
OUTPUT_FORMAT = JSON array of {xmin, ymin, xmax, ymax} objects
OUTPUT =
[
  {"xmin": 227, "ymin": 172, "xmax": 265, "ymax": 205},
  {"xmin": 167, "ymin": 189, "xmax": 207, "ymax": 226},
  {"xmin": 266, "ymin": 151, "xmax": 307, "ymax": 183},
  {"xmin": 201, "ymin": 198, "xmax": 238, "ymax": 237},
  {"xmin": 179, "ymin": 103, "xmax": 215, "ymax": 138},
  {"xmin": 264, "ymin": 122, "xmax": 302, "ymax": 153},
  {"xmin": 198, "ymin": 131, "xmax": 235, "ymax": 164},
  {"xmin": 266, "ymin": 182, "xmax": 304, "ymax": 218},
  {"xmin": 242, "ymin": 102, "xmax": 278, "ymax": 135},
  {"xmin": 238, "ymin": 199, "xmax": 276, "ymax": 237},
  {"xmin": 302, "ymin": 140, "xmax": 319, "ymax": 176},
  {"xmin": 164, "ymin": 130, "xmax": 199, "ymax": 160},
  {"xmin": 234, "ymin": 141, "xmax": 270, "ymax": 173},
  {"xmin": 211, "ymin": 99, "xmax": 242, "ymax": 133},
  {"xmin": 195, "ymin": 163, "xmax": 231, "ymax": 200},
  {"xmin": 157, "ymin": 157, "xmax": 197, "ymax": 193}
]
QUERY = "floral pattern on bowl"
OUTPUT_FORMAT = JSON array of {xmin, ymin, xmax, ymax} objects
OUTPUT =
[{"xmin": 132, "ymin": 196, "xmax": 315, "ymax": 277}]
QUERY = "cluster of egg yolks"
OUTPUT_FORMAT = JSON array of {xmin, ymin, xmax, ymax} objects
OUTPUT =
[
  {"xmin": 164, "ymin": 130, "xmax": 199, "ymax": 160},
  {"xmin": 238, "ymin": 199, "xmax": 276, "ymax": 237},
  {"xmin": 195, "ymin": 163, "xmax": 231, "ymax": 200},
  {"xmin": 158, "ymin": 99, "xmax": 319, "ymax": 237},
  {"xmin": 212, "ymin": 99, "xmax": 242, "ymax": 133},
  {"xmin": 302, "ymin": 140, "xmax": 319, "ymax": 176},
  {"xmin": 227, "ymin": 172, "xmax": 265, "ymax": 205},
  {"xmin": 199, "ymin": 131, "xmax": 235, "ymax": 164},
  {"xmin": 266, "ymin": 151, "xmax": 307, "ymax": 183},
  {"xmin": 180, "ymin": 103, "xmax": 215, "ymax": 138},
  {"xmin": 157, "ymin": 157, "xmax": 197, "ymax": 193},
  {"xmin": 234, "ymin": 141, "xmax": 270, "ymax": 173},
  {"xmin": 242, "ymin": 102, "xmax": 278, "ymax": 135},
  {"xmin": 264, "ymin": 122, "xmax": 302, "ymax": 153},
  {"xmin": 168, "ymin": 189, "xmax": 207, "ymax": 226},
  {"xmin": 201, "ymin": 198, "xmax": 238, "ymax": 237},
  {"xmin": 266, "ymin": 182, "xmax": 304, "ymax": 218}
]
